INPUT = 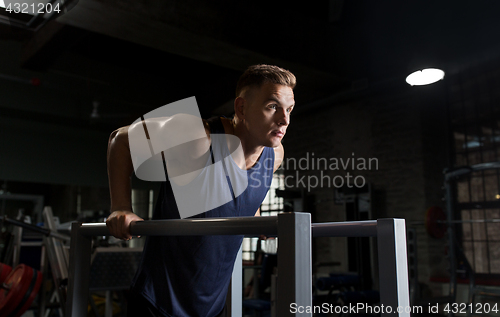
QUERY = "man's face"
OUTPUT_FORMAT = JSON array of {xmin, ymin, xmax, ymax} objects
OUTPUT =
[{"xmin": 242, "ymin": 82, "xmax": 295, "ymax": 148}]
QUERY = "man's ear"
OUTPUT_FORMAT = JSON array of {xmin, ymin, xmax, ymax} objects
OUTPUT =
[{"xmin": 234, "ymin": 96, "xmax": 245, "ymax": 120}]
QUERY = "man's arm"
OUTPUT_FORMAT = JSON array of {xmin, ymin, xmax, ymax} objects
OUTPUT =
[
  {"xmin": 106, "ymin": 127, "xmax": 144, "ymax": 240},
  {"xmin": 106, "ymin": 116, "xmax": 211, "ymax": 238}
]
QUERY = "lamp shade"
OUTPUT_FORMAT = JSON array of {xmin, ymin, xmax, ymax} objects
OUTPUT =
[{"xmin": 406, "ymin": 68, "xmax": 445, "ymax": 86}]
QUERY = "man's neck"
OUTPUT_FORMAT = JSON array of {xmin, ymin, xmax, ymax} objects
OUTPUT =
[{"xmin": 223, "ymin": 117, "xmax": 265, "ymax": 170}]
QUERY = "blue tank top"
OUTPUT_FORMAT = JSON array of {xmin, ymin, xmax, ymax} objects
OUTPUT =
[{"xmin": 131, "ymin": 117, "xmax": 275, "ymax": 317}]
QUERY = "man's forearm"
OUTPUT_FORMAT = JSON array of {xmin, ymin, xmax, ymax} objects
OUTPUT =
[{"xmin": 108, "ymin": 127, "xmax": 134, "ymax": 212}]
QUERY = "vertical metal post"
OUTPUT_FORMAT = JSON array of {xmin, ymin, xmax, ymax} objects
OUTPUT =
[
  {"xmin": 444, "ymin": 178, "xmax": 457, "ymax": 305},
  {"xmin": 43, "ymin": 206, "xmax": 69, "ymax": 313},
  {"xmin": 105, "ymin": 291, "xmax": 113, "ymax": 317},
  {"xmin": 226, "ymin": 244, "xmax": 242, "ymax": 317},
  {"xmin": 12, "ymin": 225, "xmax": 22, "ymax": 267},
  {"xmin": 43, "ymin": 207, "xmax": 69, "ymax": 280},
  {"xmin": 377, "ymin": 219, "xmax": 410, "ymax": 317},
  {"xmin": 66, "ymin": 223, "xmax": 92, "ymax": 317},
  {"xmin": 277, "ymin": 212, "xmax": 312, "ymax": 316},
  {"xmin": 38, "ymin": 245, "xmax": 48, "ymax": 317}
]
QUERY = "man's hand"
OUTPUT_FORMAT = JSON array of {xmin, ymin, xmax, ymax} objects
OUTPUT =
[{"xmin": 106, "ymin": 210, "xmax": 144, "ymax": 240}]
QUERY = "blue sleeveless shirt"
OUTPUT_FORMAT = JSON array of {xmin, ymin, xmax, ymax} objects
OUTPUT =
[{"xmin": 131, "ymin": 117, "xmax": 275, "ymax": 317}]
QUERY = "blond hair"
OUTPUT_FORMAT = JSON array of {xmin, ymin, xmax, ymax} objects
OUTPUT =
[{"xmin": 235, "ymin": 64, "xmax": 296, "ymax": 97}]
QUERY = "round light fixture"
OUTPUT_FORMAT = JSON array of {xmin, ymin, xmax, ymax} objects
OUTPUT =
[{"xmin": 406, "ymin": 68, "xmax": 445, "ymax": 86}]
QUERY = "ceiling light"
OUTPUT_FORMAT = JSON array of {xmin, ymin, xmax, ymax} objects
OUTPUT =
[{"xmin": 406, "ymin": 68, "xmax": 445, "ymax": 86}]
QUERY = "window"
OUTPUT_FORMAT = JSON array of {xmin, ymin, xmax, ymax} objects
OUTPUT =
[{"xmin": 449, "ymin": 62, "xmax": 500, "ymax": 277}]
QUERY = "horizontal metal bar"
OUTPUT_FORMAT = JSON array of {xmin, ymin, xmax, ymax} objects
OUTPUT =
[
  {"xmin": 411, "ymin": 218, "xmax": 500, "ymax": 226},
  {"xmin": 444, "ymin": 162, "xmax": 500, "ymax": 181},
  {"xmin": 0, "ymin": 215, "xmax": 70, "ymax": 242},
  {"xmin": 457, "ymin": 201, "xmax": 500, "ymax": 210},
  {"xmin": 80, "ymin": 216, "xmax": 278, "ymax": 237},
  {"xmin": 312, "ymin": 220, "xmax": 378, "ymax": 237},
  {"xmin": 437, "ymin": 219, "xmax": 500, "ymax": 224},
  {"xmin": 79, "ymin": 217, "xmax": 380, "ymax": 238}
]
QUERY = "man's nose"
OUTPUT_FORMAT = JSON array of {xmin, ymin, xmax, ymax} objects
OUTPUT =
[{"xmin": 278, "ymin": 109, "xmax": 289, "ymax": 126}]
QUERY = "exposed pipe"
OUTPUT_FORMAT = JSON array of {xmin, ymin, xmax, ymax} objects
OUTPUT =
[{"xmin": 0, "ymin": 72, "xmax": 40, "ymax": 85}]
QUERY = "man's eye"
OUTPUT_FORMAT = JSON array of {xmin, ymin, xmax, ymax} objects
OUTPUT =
[{"xmin": 269, "ymin": 104, "xmax": 277, "ymax": 109}]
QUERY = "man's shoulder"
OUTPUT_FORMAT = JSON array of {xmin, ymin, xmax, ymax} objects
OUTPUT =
[
  {"xmin": 272, "ymin": 143, "xmax": 284, "ymax": 172},
  {"xmin": 202, "ymin": 118, "xmax": 211, "ymax": 136}
]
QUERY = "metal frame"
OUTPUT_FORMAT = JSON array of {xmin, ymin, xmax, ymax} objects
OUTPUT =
[
  {"xmin": 42, "ymin": 206, "xmax": 69, "ymax": 317},
  {"xmin": 66, "ymin": 214, "xmax": 409, "ymax": 317},
  {"xmin": 226, "ymin": 245, "xmax": 242, "ymax": 316}
]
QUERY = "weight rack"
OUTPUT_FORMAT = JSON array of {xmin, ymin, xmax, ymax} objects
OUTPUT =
[{"xmin": 66, "ymin": 212, "xmax": 410, "ymax": 317}]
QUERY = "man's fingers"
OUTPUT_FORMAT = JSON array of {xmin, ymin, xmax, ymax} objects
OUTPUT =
[
  {"xmin": 106, "ymin": 211, "xmax": 143, "ymax": 240},
  {"xmin": 106, "ymin": 219, "xmax": 118, "ymax": 238},
  {"xmin": 107, "ymin": 216, "xmax": 125, "ymax": 240},
  {"xmin": 121, "ymin": 216, "xmax": 132, "ymax": 240},
  {"xmin": 115, "ymin": 216, "xmax": 123, "ymax": 239}
]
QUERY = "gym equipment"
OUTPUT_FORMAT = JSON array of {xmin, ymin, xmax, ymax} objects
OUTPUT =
[
  {"xmin": 0, "ymin": 207, "xmax": 71, "ymax": 316},
  {"xmin": 423, "ymin": 206, "xmax": 500, "ymax": 239},
  {"xmin": 0, "ymin": 214, "xmax": 70, "ymax": 243},
  {"xmin": 42, "ymin": 207, "xmax": 70, "ymax": 316},
  {"xmin": 0, "ymin": 263, "xmax": 12, "ymax": 283},
  {"xmin": 88, "ymin": 248, "xmax": 143, "ymax": 317},
  {"xmin": 314, "ymin": 273, "xmax": 377, "ymax": 315},
  {"xmin": 66, "ymin": 213, "xmax": 410, "ymax": 317},
  {"xmin": 410, "ymin": 162, "xmax": 500, "ymax": 316},
  {"xmin": 0, "ymin": 263, "xmax": 43, "ymax": 317},
  {"xmin": 338, "ymin": 184, "xmax": 375, "ymax": 291}
]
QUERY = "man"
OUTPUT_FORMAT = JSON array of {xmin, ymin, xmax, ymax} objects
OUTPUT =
[{"xmin": 106, "ymin": 64, "xmax": 296, "ymax": 317}]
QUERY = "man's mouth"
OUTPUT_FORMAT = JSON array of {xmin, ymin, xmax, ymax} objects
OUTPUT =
[{"xmin": 271, "ymin": 130, "xmax": 285, "ymax": 138}]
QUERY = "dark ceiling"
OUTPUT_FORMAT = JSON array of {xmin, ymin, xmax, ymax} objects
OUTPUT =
[{"xmin": 1, "ymin": 0, "xmax": 500, "ymax": 130}]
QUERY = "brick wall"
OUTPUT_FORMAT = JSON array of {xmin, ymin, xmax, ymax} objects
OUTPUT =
[{"xmin": 282, "ymin": 84, "xmax": 449, "ymax": 294}]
